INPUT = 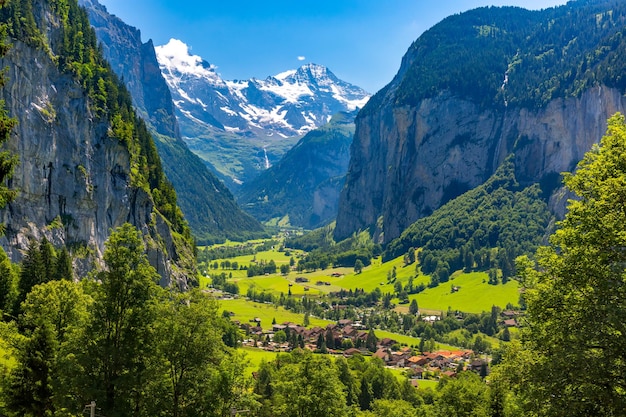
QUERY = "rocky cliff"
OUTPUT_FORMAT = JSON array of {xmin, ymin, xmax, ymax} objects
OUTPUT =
[
  {"xmin": 79, "ymin": 0, "xmax": 265, "ymax": 244},
  {"xmin": 0, "ymin": 0, "xmax": 195, "ymax": 285},
  {"xmin": 335, "ymin": 1, "xmax": 626, "ymax": 242}
]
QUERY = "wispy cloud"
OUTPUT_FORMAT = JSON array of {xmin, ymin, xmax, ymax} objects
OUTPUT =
[{"xmin": 297, "ymin": 56, "xmax": 306, "ymax": 61}]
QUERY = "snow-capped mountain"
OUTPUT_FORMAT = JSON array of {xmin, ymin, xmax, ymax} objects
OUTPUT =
[{"xmin": 155, "ymin": 39, "xmax": 370, "ymax": 139}]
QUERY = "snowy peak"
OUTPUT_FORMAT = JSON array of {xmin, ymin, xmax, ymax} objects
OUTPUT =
[
  {"xmin": 155, "ymin": 39, "xmax": 370, "ymax": 138},
  {"xmin": 155, "ymin": 39, "xmax": 223, "ymax": 85}
]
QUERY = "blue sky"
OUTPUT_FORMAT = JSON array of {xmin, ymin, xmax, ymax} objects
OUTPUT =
[{"xmin": 98, "ymin": 0, "xmax": 568, "ymax": 93}]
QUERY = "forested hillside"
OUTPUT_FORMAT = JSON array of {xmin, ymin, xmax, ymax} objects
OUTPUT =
[
  {"xmin": 0, "ymin": 0, "xmax": 195, "ymax": 282},
  {"xmin": 336, "ymin": 0, "xmax": 626, "ymax": 244},
  {"xmin": 384, "ymin": 157, "xmax": 551, "ymax": 284},
  {"xmin": 238, "ymin": 111, "xmax": 356, "ymax": 229}
]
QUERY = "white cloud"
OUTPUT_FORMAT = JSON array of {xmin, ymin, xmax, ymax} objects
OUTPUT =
[
  {"xmin": 155, "ymin": 38, "xmax": 217, "ymax": 78},
  {"xmin": 297, "ymin": 56, "xmax": 306, "ymax": 61}
]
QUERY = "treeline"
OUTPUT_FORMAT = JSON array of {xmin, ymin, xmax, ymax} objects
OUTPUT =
[
  {"xmin": 0, "ymin": 224, "xmax": 250, "ymax": 417},
  {"xmin": 287, "ymin": 226, "xmax": 382, "ymax": 270},
  {"xmin": 384, "ymin": 158, "xmax": 550, "ymax": 287},
  {"xmin": 254, "ymin": 349, "xmax": 502, "ymax": 417}
]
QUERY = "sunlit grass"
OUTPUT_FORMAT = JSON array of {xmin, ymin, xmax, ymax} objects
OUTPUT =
[{"xmin": 219, "ymin": 298, "xmax": 332, "ymax": 330}]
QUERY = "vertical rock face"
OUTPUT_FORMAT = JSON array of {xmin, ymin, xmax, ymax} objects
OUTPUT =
[
  {"xmin": 79, "ymin": 0, "xmax": 265, "ymax": 244},
  {"xmin": 0, "ymin": 0, "xmax": 194, "ymax": 286},
  {"xmin": 335, "ymin": 87, "xmax": 625, "ymax": 243},
  {"xmin": 335, "ymin": 2, "xmax": 626, "ymax": 243}
]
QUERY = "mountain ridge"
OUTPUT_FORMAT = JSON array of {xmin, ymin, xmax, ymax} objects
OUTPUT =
[
  {"xmin": 155, "ymin": 38, "xmax": 370, "ymax": 187},
  {"xmin": 335, "ymin": 0, "xmax": 626, "ymax": 243},
  {"xmin": 238, "ymin": 111, "xmax": 356, "ymax": 229},
  {"xmin": 79, "ymin": 0, "xmax": 266, "ymax": 244}
]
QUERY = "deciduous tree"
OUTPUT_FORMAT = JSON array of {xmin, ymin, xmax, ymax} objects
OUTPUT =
[{"xmin": 514, "ymin": 113, "xmax": 626, "ymax": 415}]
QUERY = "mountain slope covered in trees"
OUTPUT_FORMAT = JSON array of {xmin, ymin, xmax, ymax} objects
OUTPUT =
[
  {"xmin": 384, "ymin": 157, "xmax": 551, "ymax": 285},
  {"xmin": 335, "ymin": 0, "xmax": 626, "ymax": 243},
  {"xmin": 237, "ymin": 111, "xmax": 356, "ymax": 229}
]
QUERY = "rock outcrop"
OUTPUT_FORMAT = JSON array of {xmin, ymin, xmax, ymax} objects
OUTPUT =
[
  {"xmin": 335, "ymin": 1, "xmax": 626, "ymax": 243},
  {"xmin": 0, "ymin": 0, "xmax": 193, "ymax": 286}
]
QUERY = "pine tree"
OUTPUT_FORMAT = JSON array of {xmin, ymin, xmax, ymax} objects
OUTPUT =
[
  {"xmin": 53, "ymin": 247, "xmax": 73, "ymax": 281},
  {"xmin": 6, "ymin": 323, "xmax": 56, "ymax": 417}
]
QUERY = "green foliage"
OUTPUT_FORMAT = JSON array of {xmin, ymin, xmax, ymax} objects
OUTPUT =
[
  {"xmin": 287, "ymin": 225, "xmax": 381, "ymax": 270},
  {"xmin": 72, "ymin": 223, "xmax": 160, "ymax": 415},
  {"xmin": 508, "ymin": 113, "xmax": 626, "ymax": 415},
  {"xmin": 436, "ymin": 372, "xmax": 489, "ymax": 417},
  {"xmin": 254, "ymin": 350, "xmax": 425, "ymax": 417},
  {"xmin": 0, "ymin": 246, "xmax": 18, "ymax": 315},
  {"xmin": 0, "ymin": 0, "xmax": 192, "ymax": 244},
  {"xmin": 0, "ymin": 224, "xmax": 254, "ymax": 417},
  {"xmin": 4, "ymin": 322, "xmax": 55, "ymax": 416},
  {"xmin": 360, "ymin": 1, "xmax": 626, "ymax": 116},
  {"xmin": 384, "ymin": 157, "xmax": 551, "ymax": 285}
]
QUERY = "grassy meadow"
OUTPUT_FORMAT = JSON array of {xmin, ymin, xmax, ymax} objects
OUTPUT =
[
  {"xmin": 219, "ymin": 298, "xmax": 333, "ymax": 330},
  {"xmin": 205, "ymin": 242, "xmax": 521, "ymax": 314}
]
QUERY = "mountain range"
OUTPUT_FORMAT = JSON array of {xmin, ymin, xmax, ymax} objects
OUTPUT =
[
  {"xmin": 155, "ymin": 39, "xmax": 370, "ymax": 187},
  {"xmin": 238, "ymin": 111, "xmax": 357, "ymax": 229},
  {"xmin": 79, "ymin": 0, "xmax": 265, "ymax": 244}
]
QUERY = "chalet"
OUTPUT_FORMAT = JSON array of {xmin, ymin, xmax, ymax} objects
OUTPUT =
[
  {"xmin": 295, "ymin": 277, "xmax": 309, "ymax": 283},
  {"xmin": 501, "ymin": 310, "xmax": 519, "ymax": 318},
  {"xmin": 373, "ymin": 348, "xmax": 390, "ymax": 361},
  {"xmin": 338, "ymin": 319, "xmax": 353, "ymax": 327},
  {"xmin": 380, "ymin": 337, "xmax": 397, "ymax": 347},
  {"xmin": 503, "ymin": 319, "xmax": 518, "ymax": 327},
  {"xmin": 343, "ymin": 348, "xmax": 363, "ymax": 357},
  {"xmin": 408, "ymin": 355, "xmax": 430, "ymax": 367},
  {"xmin": 412, "ymin": 367, "xmax": 425, "ymax": 379},
  {"xmin": 469, "ymin": 359, "xmax": 488, "ymax": 372},
  {"xmin": 341, "ymin": 325, "xmax": 357, "ymax": 338},
  {"xmin": 423, "ymin": 315, "xmax": 441, "ymax": 323},
  {"xmin": 356, "ymin": 331, "xmax": 369, "ymax": 342}
]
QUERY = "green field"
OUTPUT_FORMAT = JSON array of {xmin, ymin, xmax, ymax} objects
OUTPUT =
[
  {"xmin": 219, "ymin": 298, "xmax": 333, "ymax": 330},
  {"xmin": 374, "ymin": 330, "xmax": 458, "ymax": 351},
  {"xmin": 406, "ymin": 272, "xmax": 520, "ymax": 314},
  {"xmin": 334, "ymin": 256, "xmax": 417, "ymax": 293},
  {"xmin": 207, "ymin": 249, "xmax": 520, "ymax": 315},
  {"xmin": 240, "ymin": 347, "xmax": 279, "ymax": 374}
]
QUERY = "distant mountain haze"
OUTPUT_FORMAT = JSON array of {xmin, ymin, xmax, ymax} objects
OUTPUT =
[{"xmin": 238, "ymin": 111, "xmax": 357, "ymax": 229}]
